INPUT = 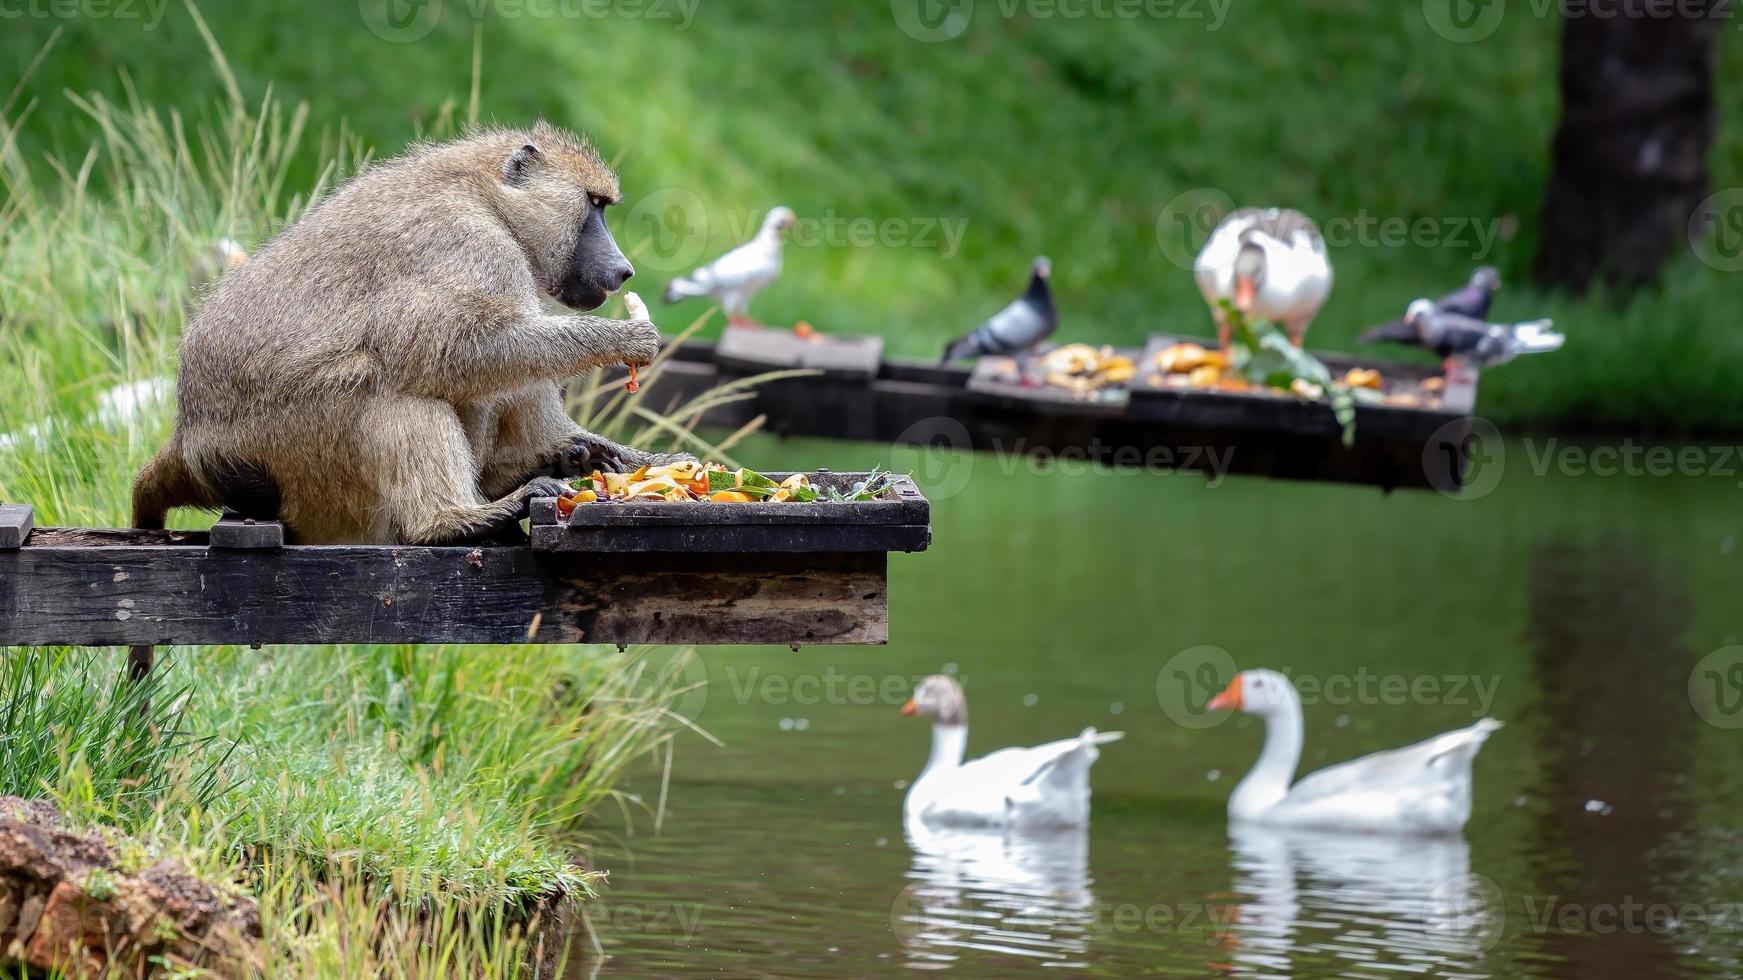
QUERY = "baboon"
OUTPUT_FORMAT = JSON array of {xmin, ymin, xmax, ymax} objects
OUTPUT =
[{"xmin": 132, "ymin": 121, "xmax": 686, "ymax": 545}]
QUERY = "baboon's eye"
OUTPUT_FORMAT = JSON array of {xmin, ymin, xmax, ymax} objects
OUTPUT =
[{"xmin": 588, "ymin": 194, "xmax": 609, "ymax": 209}]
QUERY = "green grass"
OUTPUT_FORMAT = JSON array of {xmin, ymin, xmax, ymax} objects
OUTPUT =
[{"xmin": 2, "ymin": 1, "xmax": 1740, "ymax": 431}]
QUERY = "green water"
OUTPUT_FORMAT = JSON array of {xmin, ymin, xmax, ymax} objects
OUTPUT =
[{"xmin": 582, "ymin": 435, "xmax": 1743, "ymax": 978}]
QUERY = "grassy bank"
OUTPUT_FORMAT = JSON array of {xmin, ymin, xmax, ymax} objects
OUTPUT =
[
  {"xmin": 1, "ymin": 1, "xmax": 1740, "ymax": 431},
  {"xmin": 0, "ymin": 38, "xmax": 729, "ymax": 975}
]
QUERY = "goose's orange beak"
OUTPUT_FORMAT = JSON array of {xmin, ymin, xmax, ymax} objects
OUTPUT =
[
  {"xmin": 900, "ymin": 699, "xmax": 919, "ymax": 716},
  {"xmin": 1207, "ymin": 675, "xmax": 1243, "ymax": 712},
  {"xmin": 1233, "ymin": 276, "xmax": 1257, "ymax": 312}
]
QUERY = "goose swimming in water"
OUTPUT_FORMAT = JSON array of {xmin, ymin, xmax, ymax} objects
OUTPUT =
[
  {"xmin": 1207, "ymin": 669, "xmax": 1500, "ymax": 836},
  {"xmin": 902, "ymin": 675, "xmax": 1121, "ymax": 830}
]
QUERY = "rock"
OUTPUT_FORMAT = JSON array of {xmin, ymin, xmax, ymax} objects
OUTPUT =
[{"xmin": 0, "ymin": 797, "xmax": 259, "ymax": 976}]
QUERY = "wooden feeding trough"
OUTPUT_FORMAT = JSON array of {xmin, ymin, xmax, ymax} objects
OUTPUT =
[
  {"xmin": 0, "ymin": 474, "xmax": 931, "ymax": 649},
  {"xmin": 624, "ymin": 330, "xmax": 1482, "ymax": 492}
]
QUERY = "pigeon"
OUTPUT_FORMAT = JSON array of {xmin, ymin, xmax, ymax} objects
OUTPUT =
[
  {"xmin": 1359, "ymin": 267, "xmax": 1501, "ymax": 345},
  {"xmin": 1394, "ymin": 299, "xmax": 1564, "ymax": 370},
  {"xmin": 940, "ymin": 257, "xmax": 1056, "ymax": 362},
  {"xmin": 662, "ymin": 206, "xmax": 796, "ymax": 327},
  {"xmin": 1194, "ymin": 207, "xmax": 1332, "ymax": 350}
]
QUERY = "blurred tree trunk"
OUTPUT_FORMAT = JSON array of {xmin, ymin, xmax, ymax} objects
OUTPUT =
[{"xmin": 1536, "ymin": 0, "xmax": 1728, "ymax": 292}]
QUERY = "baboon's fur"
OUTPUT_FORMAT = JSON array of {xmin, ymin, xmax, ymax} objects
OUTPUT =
[{"xmin": 132, "ymin": 121, "xmax": 680, "ymax": 545}]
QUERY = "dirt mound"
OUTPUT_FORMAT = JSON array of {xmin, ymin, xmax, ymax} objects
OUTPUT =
[{"xmin": 0, "ymin": 797, "xmax": 259, "ymax": 976}]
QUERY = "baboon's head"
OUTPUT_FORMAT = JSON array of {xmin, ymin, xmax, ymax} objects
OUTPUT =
[{"xmin": 495, "ymin": 121, "xmax": 633, "ymax": 311}]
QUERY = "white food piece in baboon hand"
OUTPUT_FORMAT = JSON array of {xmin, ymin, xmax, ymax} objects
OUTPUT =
[{"xmin": 623, "ymin": 291, "xmax": 651, "ymax": 322}]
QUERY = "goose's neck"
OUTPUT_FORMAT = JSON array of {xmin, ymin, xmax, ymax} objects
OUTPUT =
[
  {"xmin": 925, "ymin": 724, "xmax": 968, "ymax": 773},
  {"xmin": 1229, "ymin": 703, "xmax": 1303, "ymax": 821}
]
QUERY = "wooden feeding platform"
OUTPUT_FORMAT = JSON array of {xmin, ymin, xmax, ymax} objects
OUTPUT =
[
  {"xmin": 625, "ymin": 327, "xmax": 1481, "ymax": 492},
  {"xmin": 0, "ymin": 474, "xmax": 931, "ymax": 649}
]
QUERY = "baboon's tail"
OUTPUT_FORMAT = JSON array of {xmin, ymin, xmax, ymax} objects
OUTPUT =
[
  {"xmin": 129, "ymin": 440, "xmax": 214, "ymax": 682},
  {"xmin": 131, "ymin": 437, "xmax": 214, "ymax": 530}
]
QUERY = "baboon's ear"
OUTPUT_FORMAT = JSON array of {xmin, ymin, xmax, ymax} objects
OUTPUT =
[{"xmin": 501, "ymin": 143, "xmax": 541, "ymax": 186}]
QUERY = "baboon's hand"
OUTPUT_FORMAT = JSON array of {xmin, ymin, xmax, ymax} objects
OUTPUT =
[
  {"xmin": 518, "ymin": 476, "xmax": 574, "ymax": 502},
  {"xmin": 611, "ymin": 319, "xmax": 663, "ymax": 368},
  {"xmin": 509, "ymin": 476, "xmax": 574, "ymax": 518},
  {"xmin": 553, "ymin": 432, "xmax": 637, "ymax": 475}
]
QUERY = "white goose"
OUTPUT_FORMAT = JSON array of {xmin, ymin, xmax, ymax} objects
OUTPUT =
[
  {"xmin": 902, "ymin": 675, "xmax": 1121, "ymax": 830},
  {"xmin": 662, "ymin": 205, "xmax": 796, "ymax": 326},
  {"xmin": 1194, "ymin": 207, "xmax": 1333, "ymax": 351},
  {"xmin": 1207, "ymin": 669, "xmax": 1500, "ymax": 836}
]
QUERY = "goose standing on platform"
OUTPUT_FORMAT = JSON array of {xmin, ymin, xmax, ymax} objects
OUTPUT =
[
  {"xmin": 1194, "ymin": 208, "xmax": 1332, "ymax": 351},
  {"xmin": 902, "ymin": 675, "xmax": 1120, "ymax": 830},
  {"xmin": 940, "ymin": 257, "xmax": 1057, "ymax": 362},
  {"xmin": 663, "ymin": 205, "xmax": 796, "ymax": 327},
  {"xmin": 1206, "ymin": 669, "xmax": 1500, "ymax": 835}
]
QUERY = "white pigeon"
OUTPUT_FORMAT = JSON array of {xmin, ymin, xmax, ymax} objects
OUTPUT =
[
  {"xmin": 902, "ymin": 674, "xmax": 1122, "ymax": 830},
  {"xmin": 662, "ymin": 205, "xmax": 796, "ymax": 326},
  {"xmin": 1194, "ymin": 207, "xmax": 1333, "ymax": 351},
  {"xmin": 1207, "ymin": 669, "xmax": 1500, "ymax": 836}
]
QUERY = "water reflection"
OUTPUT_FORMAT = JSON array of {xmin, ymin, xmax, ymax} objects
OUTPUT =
[
  {"xmin": 893, "ymin": 816, "xmax": 1095, "ymax": 969},
  {"xmin": 1225, "ymin": 825, "xmax": 1497, "ymax": 979}
]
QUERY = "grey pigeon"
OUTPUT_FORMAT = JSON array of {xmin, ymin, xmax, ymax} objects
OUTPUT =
[
  {"xmin": 1399, "ymin": 299, "xmax": 1563, "ymax": 369},
  {"xmin": 1360, "ymin": 267, "xmax": 1501, "ymax": 345},
  {"xmin": 942, "ymin": 257, "xmax": 1056, "ymax": 362}
]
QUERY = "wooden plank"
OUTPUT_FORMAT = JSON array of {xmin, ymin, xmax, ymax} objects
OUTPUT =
[
  {"xmin": 0, "ymin": 505, "xmax": 32, "ymax": 550},
  {"xmin": 799, "ymin": 333, "xmax": 883, "ymax": 378},
  {"xmin": 714, "ymin": 326, "xmax": 883, "ymax": 380},
  {"xmin": 0, "ymin": 542, "xmax": 888, "ymax": 646},
  {"xmin": 209, "ymin": 516, "xmax": 285, "ymax": 549},
  {"xmin": 715, "ymin": 325, "xmax": 802, "ymax": 370},
  {"xmin": 531, "ymin": 523, "xmax": 929, "ymax": 554},
  {"xmin": 528, "ymin": 473, "xmax": 929, "ymax": 552},
  {"xmin": 645, "ymin": 341, "xmax": 1471, "ymax": 491}
]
